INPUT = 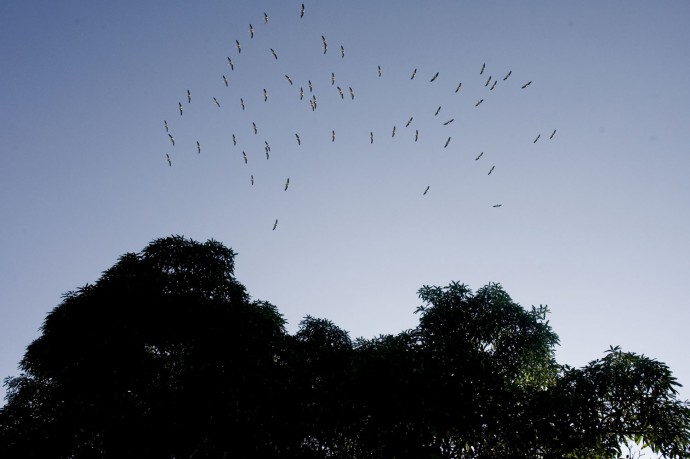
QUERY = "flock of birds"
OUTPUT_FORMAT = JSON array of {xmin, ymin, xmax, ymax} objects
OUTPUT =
[{"xmin": 162, "ymin": 3, "xmax": 557, "ymax": 230}]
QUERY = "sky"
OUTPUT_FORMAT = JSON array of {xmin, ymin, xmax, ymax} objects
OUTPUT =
[{"xmin": 1, "ymin": 0, "xmax": 689, "ymax": 405}]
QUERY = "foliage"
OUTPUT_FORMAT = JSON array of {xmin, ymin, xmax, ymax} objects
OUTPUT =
[{"xmin": 1, "ymin": 237, "xmax": 689, "ymax": 458}]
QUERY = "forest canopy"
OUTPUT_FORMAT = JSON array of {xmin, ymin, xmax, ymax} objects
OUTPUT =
[{"xmin": 2, "ymin": 236, "xmax": 689, "ymax": 458}]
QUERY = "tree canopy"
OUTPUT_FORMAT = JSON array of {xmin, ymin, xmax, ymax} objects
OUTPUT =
[{"xmin": 2, "ymin": 236, "xmax": 689, "ymax": 458}]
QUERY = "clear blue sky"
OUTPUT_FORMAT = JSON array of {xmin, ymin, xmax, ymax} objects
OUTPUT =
[{"xmin": 2, "ymin": 0, "xmax": 689, "ymax": 404}]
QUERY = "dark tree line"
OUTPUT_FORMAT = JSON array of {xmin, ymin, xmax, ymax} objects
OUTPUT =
[{"xmin": 2, "ymin": 236, "xmax": 689, "ymax": 458}]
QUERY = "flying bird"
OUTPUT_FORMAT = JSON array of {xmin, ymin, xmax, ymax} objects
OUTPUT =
[
  {"xmin": 430, "ymin": 72, "xmax": 439, "ymax": 82},
  {"xmin": 392, "ymin": 126, "xmax": 396, "ymax": 137},
  {"xmin": 378, "ymin": 65, "xmax": 382, "ymax": 77},
  {"xmin": 370, "ymin": 131, "xmax": 374, "ymax": 143},
  {"xmin": 299, "ymin": 87, "xmax": 304, "ymax": 99},
  {"xmin": 285, "ymin": 74, "xmax": 293, "ymax": 85},
  {"xmin": 331, "ymin": 72, "xmax": 335, "ymax": 85},
  {"xmin": 264, "ymin": 12, "xmax": 269, "ymax": 24},
  {"xmin": 485, "ymin": 75, "xmax": 492, "ymax": 87},
  {"xmin": 168, "ymin": 134, "xmax": 175, "ymax": 146},
  {"xmin": 265, "ymin": 148, "xmax": 270, "ymax": 160},
  {"xmin": 503, "ymin": 70, "xmax": 512, "ymax": 81},
  {"xmin": 405, "ymin": 117, "xmax": 413, "ymax": 127},
  {"xmin": 492, "ymin": 204, "xmax": 502, "ymax": 208},
  {"xmin": 295, "ymin": 133, "xmax": 301, "ymax": 145},
  {"xmin": 240, "ymin": 98, "xmax": 245, "ymax": 110},
  {"xmin": 443, "ymin": 118, "xmax": 454, "ymax": 125},
  {"xmin": 179, "ymin": 102, "xmax": 183, "ymax": 115},
  {"xmin": 251, "ymin": 175, "xmax": 254, "ymax": 185},
  {"xmin": 434, "ymin": 106, "xmax": 441, "ymax": 116},
  {"xmin": 252, "ymin": 122, "xmax": 257, "ymax": 134},
  {"xmin": 475, "ymin": 152, "xmax": 484, "ymax": 160},
  {"xmin": 415, "ymin": 130, "xmax": 419, "ymax": 142},
  {"xmin": 196, "ymin": 141, "xmax": 201, "ymax": 154},
  {"xmin": 165, "ymin": 153, "xmax": 171, "ymax": 167},
  {"xmin": 533, "ymin": 134, "xmax": 541, "ymax": 143},
  {"xmin": 310, "ymin": 99, "xmax": 315, "ymax": 111},
  {"xmin": 332, "ymin": 130, "xmax": 336, "ymax": 142},
  {"xmin": 550, "ymin": 129, "xmax": 557, "ymax": 139},
  {"xmin": 337, "ymin": 86, "xmax": 343, "ymax": 99},
  {"xmin": 455, "ymin": 82, "xmax": 462, "ymax": 93},
  {"xmin": 164, "ymin": 120, "xmax": 168, "ymax": 132},
  {"xmin": 242, "ymin": 151, "xmax": 247, "ymax": 164},
  {"xmin": 265, "ymin": 140, "xmax": 271, "ymax": 151},
  {"xmin": 423, "ymin": 186, "xmax": 430, "ymax": 196},
  {"xmin": 232, "ymin": 134, "xmax": 236, "ymax": 146},
  {"xmin": 236, "ymin": 40, "xmax": 241, "ymax": 53},
  {"xmin": 475, "ymin": 99, "xmax": 484, "ymax": 107},
  {"xmin": 273, "ymin": 219, "xmax": 278, "ymax": 231},
  {"xmin": 227, "ymin": 57, "xmax": 234, "ymax": 70},
  {"xmin": 270, "ymin": 48, "xmax": 278, "ymax": 59},
  {"xmin": 322, "ymin": 35, "xmax": 327, "ymax": 54},
  {"xmin": 311, "ymin": 95, "xmax": 317, "ymax": 109},
  {"xmin": 521, "ymin": 81, "xmax": 532, "ymax": 89},
  {"xmin": 308, "ymin": 80, "xmax": 313, "ymax": 92},
  {"xmin": 488, "ymin": 165, "xmax": 495, "ymax": 175},
  {"xmin": 249, "ymin": 24, "xmax": 254, "ymax": 38},
  {"xmin": 284, "ymin": 178, "xmax": 290, "ymax": 191},
  {"xmin": 340, "ymin": 45, "xmax": 345, "ymax": 58},
  {"xmin": 480, "ymin": 63, "xmax": 486, "ymax": 75},
  {"xmin": 444, "ymin": 137, "xmax": 451, "ymax": 148},
  {"xmin": 213, "ymin": 97, "xmax": 220, "ymax": 107},
  {"xmin": 349, "ymin": 87, "xmax": 354, "ymax": 99},
  {"xmin": 186, "ymin": 89, "xmax": 192, "ymax": 103},
  {"xmin": 223, "ymin": 75, "xmax": 228, "ymax": 86},
  {"xmin": 300, "ymin": 4, "xmax": 305, "ymax": 17},
  {"xmin": 410, "ymin": 68, "xmax": 417, "ymax": 79},
  {"xmin": 263, "ymin": 88, "xmax": 268, "ymax": 102},
  {"xmin": 490, "ymin": 81, "xmax": 497, "ymax": 91}
]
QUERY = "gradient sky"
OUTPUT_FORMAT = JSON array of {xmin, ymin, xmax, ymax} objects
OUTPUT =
[{"xmin": 2, "ymin": 1, "xmax": 689, "ymax": 404}]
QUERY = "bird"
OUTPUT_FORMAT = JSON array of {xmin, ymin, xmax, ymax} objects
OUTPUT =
[
  {"xmin": 370, "ymin": 131, "xmax": 374, "ymax": 143},
  {"xmin": 300, "ymin": 3, "xmax": 305, "ymax": 17},
  {"xmin": 444, "ymin": 137, "xmax": 451, "ymax": 148},
  {"xmin": 337, "ymin": 86, "xmax": 343, "ymax": 99},
  {"xmin": 533, "ymin": 134, "xmax": 541, "ymax": 143},
  {"xmin": 232, "ymin": 134, "xmax": 237, "ymax": 146},
  {"xmin": 284, "ymin": 178, "xmax": 290, "ymax": 191},
  {"xmin": 265, "ymin": 140, "xmax": 271, "ymax": 151},
  {"xmin": 308, "ymin": 80, "xmax": 313, "ymax": 92},
  {"xmin": 249, "ymin": 24, "xmax": 254, "ymax": 38},
  {"xmin": 485, "ymin": 75, "xmax": 492, "ymax": 87},
  {"xmin": 227, "ymin": 57, "xmax": 234, "ymax": 70},
  {"xmin": 168, "ymin": 133, "xmax": 175, "ymax": 146},
  {"xmin": 295, "ymin": 133, "xmax": 301, "ymax": 145},
  {"xmin": 178, "ymin": 102, "xmax": 183, "ymax": 115},
  {"xmin": 309, "ymin": 99, "xmax": 315, "ymax": 111},
  {"xmin": 349, "ymin": 87, "xmax": 355, "ymax": 100},
  {"xmin": 406, "ymin": 117, "xmax": 413, "ymax": 127},
  {"xmin": 285, "ymin": 74, "xmax": 293, "ymax": 85},
  {"xmin": 378, "ymin": 65, "xmax": 382, "ymax": 77},
  {"xmin": 311, "ymin": 94, "xmax": 317, "ymax": 109},
  {"xmin": 196, "ymin": 141, "xmax": 201, "ymax": 154},
  {"xmin": 480, "ymin": 63, "xmax": 486, "ymax": 74},
  {"xmin": 273, "ymin": 219, "xmax": 278, "ymax": 231},
  {"xmin": 475, "ymin": 152, "xmax": 484, "ymax": 160},
  {"xmin": 455, "ymin": 82, "xmax": 462, "ymax": 93},
  {"xmin": 550, "ymin": 129, "xmax": 557, "ymax": 139},
  {"xmin": 242, "ymin": 151, "xmax": 247, "ymax": 164},
  {"xmin": 434, "ymin": 106, "xmax": 441, "ymax": 116},
  {"xmin": 475, "ymin": 99, "xmax": 484, "ymax": 107},
  {"xmin": 415, "ymin": 130, "xmax": 419, "ymax": 142},
  {"xmin": 392, "ymin": 126, "xmax": 396, "ymax": 137},
  {"xmin": 410, "ymin": 68, "xmax": 417, "ymax": 79},
  {"xmin": 252, "ymin": 122, "xmax": 257, "ymax": 134},
  {"xmin": 488, "ymin": 165, "xmax": 495, "ymax": 175},
  {"xmin": 503, "ymin": 70, "xmax": 512, "ymax": 81},
  {"xmin": 240, "ymin": 98, "xmax": 245, "ymax": 110},
  {"xmin": 187, "ymin": 89, "xmax": 191, "ymax": 103},
  {"xmin": 299, "ymin": 87, "xmax": 304, "ymax": 99},
  {"xmin": 443, "ymin": 118, "xmax": 454, "ymax": 125},
  {"xmin": 430, "ymin": 72, "xmax": 439, "ymax": 82},
  {"xmin": 213, "ymin": 97, "xmax": 220, "ymax": 107},
  {"xmin": 331, "ymin": 72, "xmax": 335, "ymax": 85},
  {"xmin": 492, "ymin": 204, "xmax": 502, "ymax": 208},
  {"xmin": 521, "ymin": 81, "xmax": 532, "ymax": 89},
  {"xmin": 236, "ymin": 40, "xmax": 241, "ymax": 53},
  {"xmin": 340, "ymin": 45, "xmax": 345, "ymax": 58},
  {"xmin": 264, "ymin": 12, "xmax": 269, "ymax": 24},
  {"xmin": 270, "ymin": 48, "xmax": 278, "ymax": 59},
  {"xmin": 223, "ymin": 75, "xmax": 228, "ymax": 86},
  {"xmin": 165, "ymin": 153, "xmax": 171, "ymax": 167},
  {"xmin": 322, "ymin": 35, "xmax": 328, "ymax": 54},
  {"xmin": 164, "ymin": 120, "xmax": 168, "ymax": 132},
  {"xmin": 251, "ymin": 175, "xmax": 254, "ymax": 185},
  {"xmin": 263, "ymin": 89, "xmax": 268, "ymax": 102},
  {"xmin": 423, "ymin": 186, "xmax": 430, "ymax": 196},
  {"xmin": 490, "ymin": 81, "xmax": 497, "ymax": 90},
  {"xmin": 265, "ymin": 148, "xmax": 270, "ymax": 160}
]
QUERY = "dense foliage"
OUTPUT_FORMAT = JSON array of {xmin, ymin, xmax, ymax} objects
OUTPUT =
[{"xmin": 2, "ymin": 236, "xmax": 689, "ymax": 458}]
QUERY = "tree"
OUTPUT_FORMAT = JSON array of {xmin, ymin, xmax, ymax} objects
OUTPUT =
[{"xmin": 2, "ymin": 237, "xmax": 689, "ymax": 458}]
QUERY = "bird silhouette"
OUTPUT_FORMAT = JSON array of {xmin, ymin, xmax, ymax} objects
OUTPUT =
[
  {"xmin": 340, "ymin": 45, "xmax": 345, "ymax": 58},
  {"xmin": 232, "ymin": 134, "xmax": 236, "ymax": 146},
  {"xmin": 223, "ymin": 75, "xmax": 228, "ymax": 86},
  {"xmin": 423, "ymin": 186, "xmax": 430, "ymax": 196},
  {"xmin": 480, "ymin": 63, "xmax": 486, "ymax": 74},
  {"xmin": 485, "ymin": 75, "xmax": 492, "ymax": 87},
  {"xmin": 251, "ymin": 175, "xmax": 254, "ymax": 185},
  {"xmin": 213, "ymin": 97, "xmax": 220, "ymax": 107},
  {"xmin": 444, "ymin": 137, "xmax": 451, "ymax": 148},
  {"xmin": 492, "ymin": 204, "xmax": 502, "ymax": 208},
  {"xmin": 252, "ymin": 122, "xmax": 257, "ymax": 134},
  {"xmin": 243, "ymin": 152, "xmax": 247, "ymax": 164},
  {"xmin": 168, "ymin": 134, "xmax": 175, "ymax": 146},
  {"xmin": 284, "ymin": 178, "xmax": 290, "ymax": 191},
  {"xmin": 322, "ymin": 35, "xmax": 327, "ymax": 54},
  {"xmin": 392, "ymin": 126, "xmax": 396, "ymax": 137},
  {"xmin": 273, "ymin": 219, "xmax": 278, "ymax": 231},
  {"xmin": 178, "ymin": 102, "xmax": 183, "ymax": 115},
  {"xmin": 533, "ymin": 134, "xmax": 540, "ymax": 143},
  {"xmin": 406, "ymin": 117, "xmax": 413, "ymax": 127},
  {"xmin": 332, "ymin": 130, "xmax": 336, "ymax": 142},
  {"xmin": 249, "ymin": 24, "xmax": 254, "ymax": 38},
  {"xmin": 435, "ymin": 106, "xmax": 441, "ymax": 116},
  {"xmin": 187, "ymin": 89, "xmax": 191, "ymax": 103},
  {"xmin": 308, "ymin": 80, "xmax": 313, "ymax": 92},
  {"xmin": 410, "ymin": 68, "xmax": 417, "ymax": 79},
  {"xmin": 550, "ymin": 129, "xmax": 557, "ymax": 139},
  {"xmin": 164, "ymin": 120, "xmax": 168, "ymax": 132},
  {"xmin": 349, "ymin": 87, "xmax": 355, "ymax": 99},
  {"xmin": 196, "ymin": 141, "xmax": 201, "ymax": 154},
  {"xmin": 503, "ymin": 70, "xmax": 512, "ymax": 81},
  {"xmin": 236, "ymin": 40, "xmax": 241, "ymax": 53},
  {"xmin": 264, "ymin": 12, "xmax": 269, "ymax": 24},
  {"xmin": 455, "ymin": 82, "xmax": 462, "ymax": 93},
  {"xmin": 521, "ymin": 81, "xmax": 532, "ymax": 89},
  {"xmin": 331, "ymin": 72, "xmax": 335, "ymax": 85},
  {"xmin": 430, "ymin": 72, "xmax": 439, "ymax": 82},
  {"xmin": 370, "ymin": 131, "xmax": 374, "ymax": 143},
  {"xmin": 300, "ymin": 4, "xmax": 305, "ymax": 17},
  {"xmin": 270, "ymin": 48, "xmax": 278, "ymax": 59},
  {"xmin": 337, "ymin": 86, "xmax": 344, "ymax": 99},
  {"xmin": 490, "ymin": 81, "xmax": 497, "ymax": 90},
  {"xmin": 488, "ymin": 165, "xmax": 495, "ymax": 175},
  {"xmin": 165, "ymin": 153, "xmax": 171, "ymax": 166},
  {"xmin": 285, "ymin": 74, "xmax": 293, "ymax": 85},
  {"xmin": 295, "ymin": 133, "xmax": 301, "ymax": 145},
  {"xmin": 240, "ymin": 98, "xmax": 245, "ymax": 110},
  {"xmin": 227, "ymin": 57, "xmax": 234, "ymax": 70},
  {"xmin": 475, "ymin": 152, "xmax": 484, "ymax": 160},
  {"xmin": 415, "ymin": 130, "xmax": 419, "ymax": 142},
  {"xmin": 263, "ymin": 89, "xmax": 268, "ymax": 102},
  {"xmin": 299, "ymin": 87, "xmax": 304, "ymax": 99},
  {"xmin": 378, "ymin": 65, "xmax": 382, "ymax": 77},
  {"xmin": 443, "ymin": 119, "xmax": 454, "ymax": 126},
  {"xmin": 475, "ymin": 99, "xmax": 484, "ymax": 107}
]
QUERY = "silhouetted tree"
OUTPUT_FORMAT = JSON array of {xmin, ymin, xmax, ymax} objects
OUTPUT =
[{"xmin": 2, "ymin": 237, "xmax": 689, "ymax": 458}]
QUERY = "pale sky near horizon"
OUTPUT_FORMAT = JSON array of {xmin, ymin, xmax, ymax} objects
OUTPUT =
[{"xmin": 1, "ymin": 1, "xmax": 689, "ymax": 405}]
